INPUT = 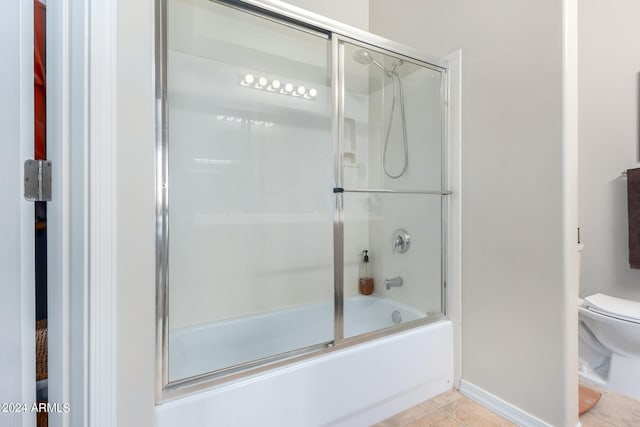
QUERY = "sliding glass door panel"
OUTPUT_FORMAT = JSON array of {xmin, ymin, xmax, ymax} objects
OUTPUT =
[{"xmin": 166, "ymin": 0, "xmax": 334, "ymax": 381}]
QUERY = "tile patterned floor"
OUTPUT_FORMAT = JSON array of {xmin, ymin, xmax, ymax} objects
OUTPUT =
[
  {"xmin": 374, "ymin": 384, "xmax": 640, "ymax": 427},
  {"xmin": 373, "ymin": 389, "xmax": 515, "ymax": 427},
  {"xmin": 579, "ymin": 382, "xmax": 640, "ymax": 427}
]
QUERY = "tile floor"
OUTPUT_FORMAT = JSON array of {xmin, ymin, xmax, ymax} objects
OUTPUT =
[
  {"xmin": 579, "ymin": 382, "xmax": 640, "ymax": 427},
  {"xmin": 374, "ymin": 383, "xmax": 640, "ymax": 427},
  {"xmin": 373, "ymin": 389, "xmax": 514, "ymax": 427}
]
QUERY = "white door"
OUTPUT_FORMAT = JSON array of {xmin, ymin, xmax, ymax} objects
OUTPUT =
[{"xmin": 0, "ymin": 1, "xmax": 37, "ymax": 426}]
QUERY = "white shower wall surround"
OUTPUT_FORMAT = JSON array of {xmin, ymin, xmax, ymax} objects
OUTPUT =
[{"xmin": 157, "ymin": 0, "xmax": 453, "ymax": 416}]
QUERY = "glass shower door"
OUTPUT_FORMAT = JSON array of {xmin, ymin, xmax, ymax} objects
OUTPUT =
[
  {"xmin": 165, "ymin": 0, "xmax": 334, "ymax": 381},
  {"xmin": 338, "ymin": 39, "xmax": 446, "ymax": 338}
]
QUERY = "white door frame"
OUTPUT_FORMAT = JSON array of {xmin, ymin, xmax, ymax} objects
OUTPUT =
[
  {"xmin": 46, "ymin": 0, "xmax": 118, "ymax": 425},
  {"xmin": 85, "ymin": 0, "xmax": 119, "ymax": 424},
  {"xmin": 0, "ymin": 1, "xmax": 36, "ymax": 425}
]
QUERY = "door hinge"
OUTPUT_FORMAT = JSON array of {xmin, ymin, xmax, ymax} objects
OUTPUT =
[{"xmin": 24, "ymin": 159, "xmax": 52, "ymax": 202}]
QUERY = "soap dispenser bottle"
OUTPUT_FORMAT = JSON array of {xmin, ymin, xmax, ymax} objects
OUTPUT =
[{"xmin": 359, "ymin": 250, "xmax": 374, "ymax": 295}]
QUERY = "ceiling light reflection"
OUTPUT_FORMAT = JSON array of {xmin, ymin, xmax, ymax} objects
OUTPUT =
[{"xmin": 240, "ymin": 73, "xmax": 317, "ymax": 101}]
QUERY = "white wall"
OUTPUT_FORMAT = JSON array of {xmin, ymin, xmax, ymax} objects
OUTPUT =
[
  {"xmin": 116, "ymin": 0, "xmax": 156, "ymax": 425},
  {"xmin": 370, "ymin": 1, "xmax": 576, "ymax": 426},
  {"xmin": 579, "ymin": 0, "xmax": 640, "ymax": 301}
]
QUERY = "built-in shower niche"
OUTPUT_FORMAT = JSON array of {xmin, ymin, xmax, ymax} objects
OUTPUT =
[
  {"xmin": 342, "ymin": 42, "xmax": 444, "ymax": 192},
  {"xmin": 343, "ymin": 117, "xmax": 358, "ymax": 167}
]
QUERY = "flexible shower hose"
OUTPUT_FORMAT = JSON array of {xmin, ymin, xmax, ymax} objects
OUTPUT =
[{"xmin": 382, "ymin": 71, "xmax": 409, "ymax": 179}]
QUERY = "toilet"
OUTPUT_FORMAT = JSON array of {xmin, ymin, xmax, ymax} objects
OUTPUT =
[
  {"xmin": 577, "ymin": 242, "xmax": 640, "ymax": 399},
  {"xmin": 578, "ymin": 294, "xmax": 640, "ymax": 399}
]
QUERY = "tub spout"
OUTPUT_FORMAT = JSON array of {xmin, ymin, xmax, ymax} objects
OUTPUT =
[{"xmin": 385, "ymin": 276, "xmax": 403, "ymax": 290}]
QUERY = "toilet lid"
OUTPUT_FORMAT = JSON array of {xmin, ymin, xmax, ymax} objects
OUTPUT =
[{"xmin": 583, "ymin": 293, "xmax": 640, "ymax": 323}]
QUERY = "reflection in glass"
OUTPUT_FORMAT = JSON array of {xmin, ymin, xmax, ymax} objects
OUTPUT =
[{"xmin": 166, "ymin": 0, "xmax": 333, "ymax": 381}]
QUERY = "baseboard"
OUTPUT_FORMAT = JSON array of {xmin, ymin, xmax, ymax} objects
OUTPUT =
[{"xmin": 459, "ymin": 380, "xmax": 553, "ymax": 427}]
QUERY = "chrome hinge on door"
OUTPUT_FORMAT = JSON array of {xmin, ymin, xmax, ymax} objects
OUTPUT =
[{"xmin": 24, "ymin": 159, "xmax": 52, "ymax": 202}]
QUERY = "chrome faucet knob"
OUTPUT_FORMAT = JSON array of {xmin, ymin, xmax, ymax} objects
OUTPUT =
[{"xmin": 391, "ymin": 229, "xmax": 410, "ymax": 254}]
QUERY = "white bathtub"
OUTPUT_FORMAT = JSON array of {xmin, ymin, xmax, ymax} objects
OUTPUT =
[
  {"xmin": 157, "ymin": 295, "xmax": 453, "ymax": 427},
  {"xmin": 169, "ymin": 295, "xmax": 429, "ymax": 380}
]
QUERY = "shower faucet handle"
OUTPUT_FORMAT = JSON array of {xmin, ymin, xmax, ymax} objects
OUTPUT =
[
  {"xmin": 392, "ymin": 236, "xmax": 402, "ymax": 254},
  {"xmin": 391, "ymin": 229, "xmax": 410, "ymax": 254}
]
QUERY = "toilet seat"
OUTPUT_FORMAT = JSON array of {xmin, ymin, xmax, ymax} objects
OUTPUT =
[{"xmin": 583, "ymin": 293, "xmax": 640, "ymax": 324}]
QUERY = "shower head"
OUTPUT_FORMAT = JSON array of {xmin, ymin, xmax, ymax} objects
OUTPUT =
[
  {"xmin": 352, "ymin": 49, "xmax": 402, "ymax": 76},
  {"xmin": 353, "ymin": 49, "xmax": 374, "ymax": 66}
]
